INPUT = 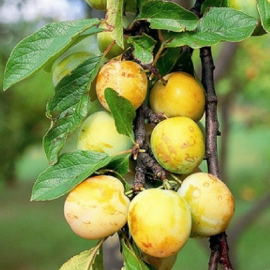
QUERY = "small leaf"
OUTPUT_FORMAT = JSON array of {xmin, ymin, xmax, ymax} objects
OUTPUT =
[
  {"xmin": 136, "ymin": 0, "xmax": 199, "ymax": 32},
  {"xmin": 258, "ymin": 0, "xmax": 270, "ymax": 32},
  {"xmin": 31, "ymin": 150, "xmax": 112, "ymax": 201},
  {"xmin": 166, "ymin": 7, "xmax": 258, "ymax": 49},
  {"xmin": 121, "ymin": 239, "xmax": 151, "ymax": 270},
  {"xmin": 106, "ymin": 154, "xmax": 131, "ymax": 177},
  {"xmin": 3, "ymin": 19, "xmax": 100, "ymax": 90},
  {"xmin": 59, "ymin": 240, "xmax": 104, "ymax": 270},
  {"xmin": 128, "ymin": 33, "xmax": 156, "ymax": 65},
  {"xmin": 156, "ymin": 47, "xmax": 182, "ymax": 77},
  {"xmin": 105, "ymin": 88, "xmax": 135, "ymax": 140},
  {"xmin": 43, "ymin": 55, "xmax": 102, "ymax": 164}
]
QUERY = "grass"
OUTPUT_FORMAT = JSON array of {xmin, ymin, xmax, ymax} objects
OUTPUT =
[{"xmin": 1, "ymin": 120, "xmax": 270, "ymax": 270}]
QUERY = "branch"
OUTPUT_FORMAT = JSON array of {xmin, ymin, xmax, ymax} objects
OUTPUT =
[
  {"xmin": 200, "ymin": 46, "xmax": 234, "ymax": 270},
  {"xmin": 132, "ymin": 105, "xmax": 167, "ymax": 189}
]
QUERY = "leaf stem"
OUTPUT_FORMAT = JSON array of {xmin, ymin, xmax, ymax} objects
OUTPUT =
[{"xmin": 86, "ymin": 238, "xmax": 105, "ymax": 270}]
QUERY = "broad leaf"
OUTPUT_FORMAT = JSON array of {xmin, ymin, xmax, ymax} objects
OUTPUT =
[
  {"xmin": 136, "ymin": 0, "xmax": 199, "ymax": 32},
  {"xmin": 106, "ymin": 0, "xmax": 124, "ymax": 48},
  {"xmin": 3, "ymin": 19, "xmax": 100, "ymax": 90},
  {"xmin": 105, "ymin": 88, "xmax": 135, "ymax": 140},
  {"xmin": 31, "ymin": 150, "xmax": 112, "ymax": 201},
  {"xmin": 166, "ymin": 7, "xmax": 258, "ymax": 49},
  {"xmin": 258, "ymin": 0, "xmax": 270, "ymax": 32},
  {"xmin": 43, "ymin": 55, "xmax": 102, "ymax": 164},
  {"xmin": 59, "ymin": 242, "xmax": 103, "ymax": 270},
  {"xmin": 128, "ymin": 33, "xmax": 156, "ymax": 65}
]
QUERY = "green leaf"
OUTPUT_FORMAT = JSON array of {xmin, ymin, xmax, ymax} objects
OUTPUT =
[
  {"xmin": 106, "ymin": 154, "xmax": 131, "ymax": 177},
  {"xmin": 43, "ymin": 55, "xmax": 103, "ymax": 164},
  {"xmin": 166, "ymin": 7, "xmax": 258, "ymax": 49},
  {"xmin": 104, "ymin": 88, "xmax": 135, "ymax": 140},
  {"xmin": 137, "ymin": 0, "xmax": 148, "ymax": 11},
  {"xmin": 59, "ymin": 241, "xmax": 103, "ymax": 270},
  {"xmin": 201, "ymin": 0, "xmax": 227, "ymax": 13},
  {"xmin": 258, "ymin": 0, "xmax": 270, "ymax": 32},
  {"xmin": 173, "ymin": 48, "xmax": 195, "ymax": 76},
  {"xmin": 121, "ymin": 239, "xmax": 151, "ymax": 270},
  {"xmin": 124, "ymin": 0, "xmax": 137, "ymax": 13},
  {"xmin": 31, "ymin": 150, "xmax": 112, "ymax": 201},
  {"xmin": 3, "ymin": 19, "xmax": 100, "ymax": 90},
  {"xmin": 128, "ymin": 33, "xmax": 156, "ymax": 65},
  {"xmin": 106, "ymin": 0, "xmax": 124, "ymax": 48},
  {"xmin": 136, "ymin": 0, "xmax": 199, "ymax": 32},
  {"xmin": 155, "ymin": 47, "xmax": 182, "ymax": 77}
]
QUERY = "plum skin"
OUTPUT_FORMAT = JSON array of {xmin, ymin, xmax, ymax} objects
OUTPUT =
[
  {"xmin": 150, "ymin": 116, "xmax": 205, "ymax": 175},
  {"xmin": 128, "ymin": 188, "xmax": 192, "ymax": 258},
  {"xmin": 178, "ymin": 172, "xmax": 235, "ymax": 237},
  {"xmin": 77, "ymin": 111, "xmax": 133, "ymax": 156},
  {"xmin": 149, "ymin": 71, "xmax": 205, "ymax": 122},
  {"xmin": 64, "ymin": 175, "xmax": 130, "ymax": 240},
  {"xmin": 96, "ymin": 60, "xmax": 148, "ymax": 111}
]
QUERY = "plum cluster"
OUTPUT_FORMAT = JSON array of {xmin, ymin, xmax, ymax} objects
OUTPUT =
[
  {"xmin": 51, "ymin": 4, "xmax": 235, "ymax": 267},
  {"xmin": 58, "ymin": 56, "xmax": 234, "ymax": 270}
]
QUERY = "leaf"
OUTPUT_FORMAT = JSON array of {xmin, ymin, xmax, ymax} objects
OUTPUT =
[
  {"xmin": 258, "ymin": 0, "xmax": 270, "ymax": 32},
  {"xmin": 59, "ymin": 240, "xmax": 104, "ymax": 270},
  {"xmin": 201, "ymin": 0, "xmax": 227, "ymax": 13},
  {"xmin": 3, "ymin": 19, "xmax": 100, "ymax": 91},
  {"xmin": 106, "ymin": 154, "xmax": 131, "ymax": 177},
  {"xmin": 136, "ymin": 0, "xmax": 199, "ymax": 32},
  {"xmin": 106, "ymin": 0, "xmax": 124, "ymax": 48},
  {"xmin": 124, "ymin": 0, "xmax": 137, "ymax": 13},
  {"xmin": 121, "ymin": 240, "xmax": 151, "ymax": 270},
  {"xmin": 137, "ymin": 0, "xmax": 148, "ymax": 11},
  {"xmin": 104, "ymin": 88, "xmax": 135, "ymax": 140},
  {"xmin": 128, "ymin": 33, "xmax": 156, "ymax": 65},
  {"xmin": 173, "ymin": 48, "xmax": 195, "ymax": 76},
  {"xmin": 31, "ymin": 150, "xmax": 112, "ymax": 201},
  {"xmin": 166, "ymin": 7, "xmax": 258, "ymax": 49},
  {"xmin": 155, "ymin": 47, "xmax": 182, "ymax": 77},
  {"xmin": 43, "ymin": 55, "xmax": 103, "ymax": 164}
]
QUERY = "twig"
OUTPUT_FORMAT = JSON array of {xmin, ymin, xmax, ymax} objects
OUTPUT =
[{"xmin": 200, "ymin": 46, "xmax": 234, "ymax": 270}]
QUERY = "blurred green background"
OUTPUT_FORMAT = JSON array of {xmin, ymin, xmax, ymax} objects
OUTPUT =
[{"xmin": 1, "ymin": 1, "xmax": 270, "ymax": 269}]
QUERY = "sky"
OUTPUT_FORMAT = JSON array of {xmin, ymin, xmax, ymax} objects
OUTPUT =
[{"xmin": 0, "ymin": 0, "xmax": 86, "ymax": 23}]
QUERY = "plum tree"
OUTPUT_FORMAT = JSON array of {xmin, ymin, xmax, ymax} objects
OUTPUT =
[
  {"xmin": 77, "ymin": 110, "xmax": 133, "ymax": 155},
  {"xmin": 64, "ymin": 175, "xmax": 130, "ymax": 239},
  {"xmin": 4, "ymin": 0, "xmax": 264, "ymax": 268},
  {"xmin": 149, "ymin": 72, "xmax": 205, "ymax": 122},
  {"xmin": 150, "ymin": 116, "xmax": 205, "ymax": 174},
  {"xmin": 128, "ymin": 188, "xmax": 191, "ymax": 258},
  {"xmin": 178, "ymin": 172, "xmax": 235, "ymax": 237},
  {"xmin": 96, "ymin": 60, "xmax": 148, "ymax": 110}
]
